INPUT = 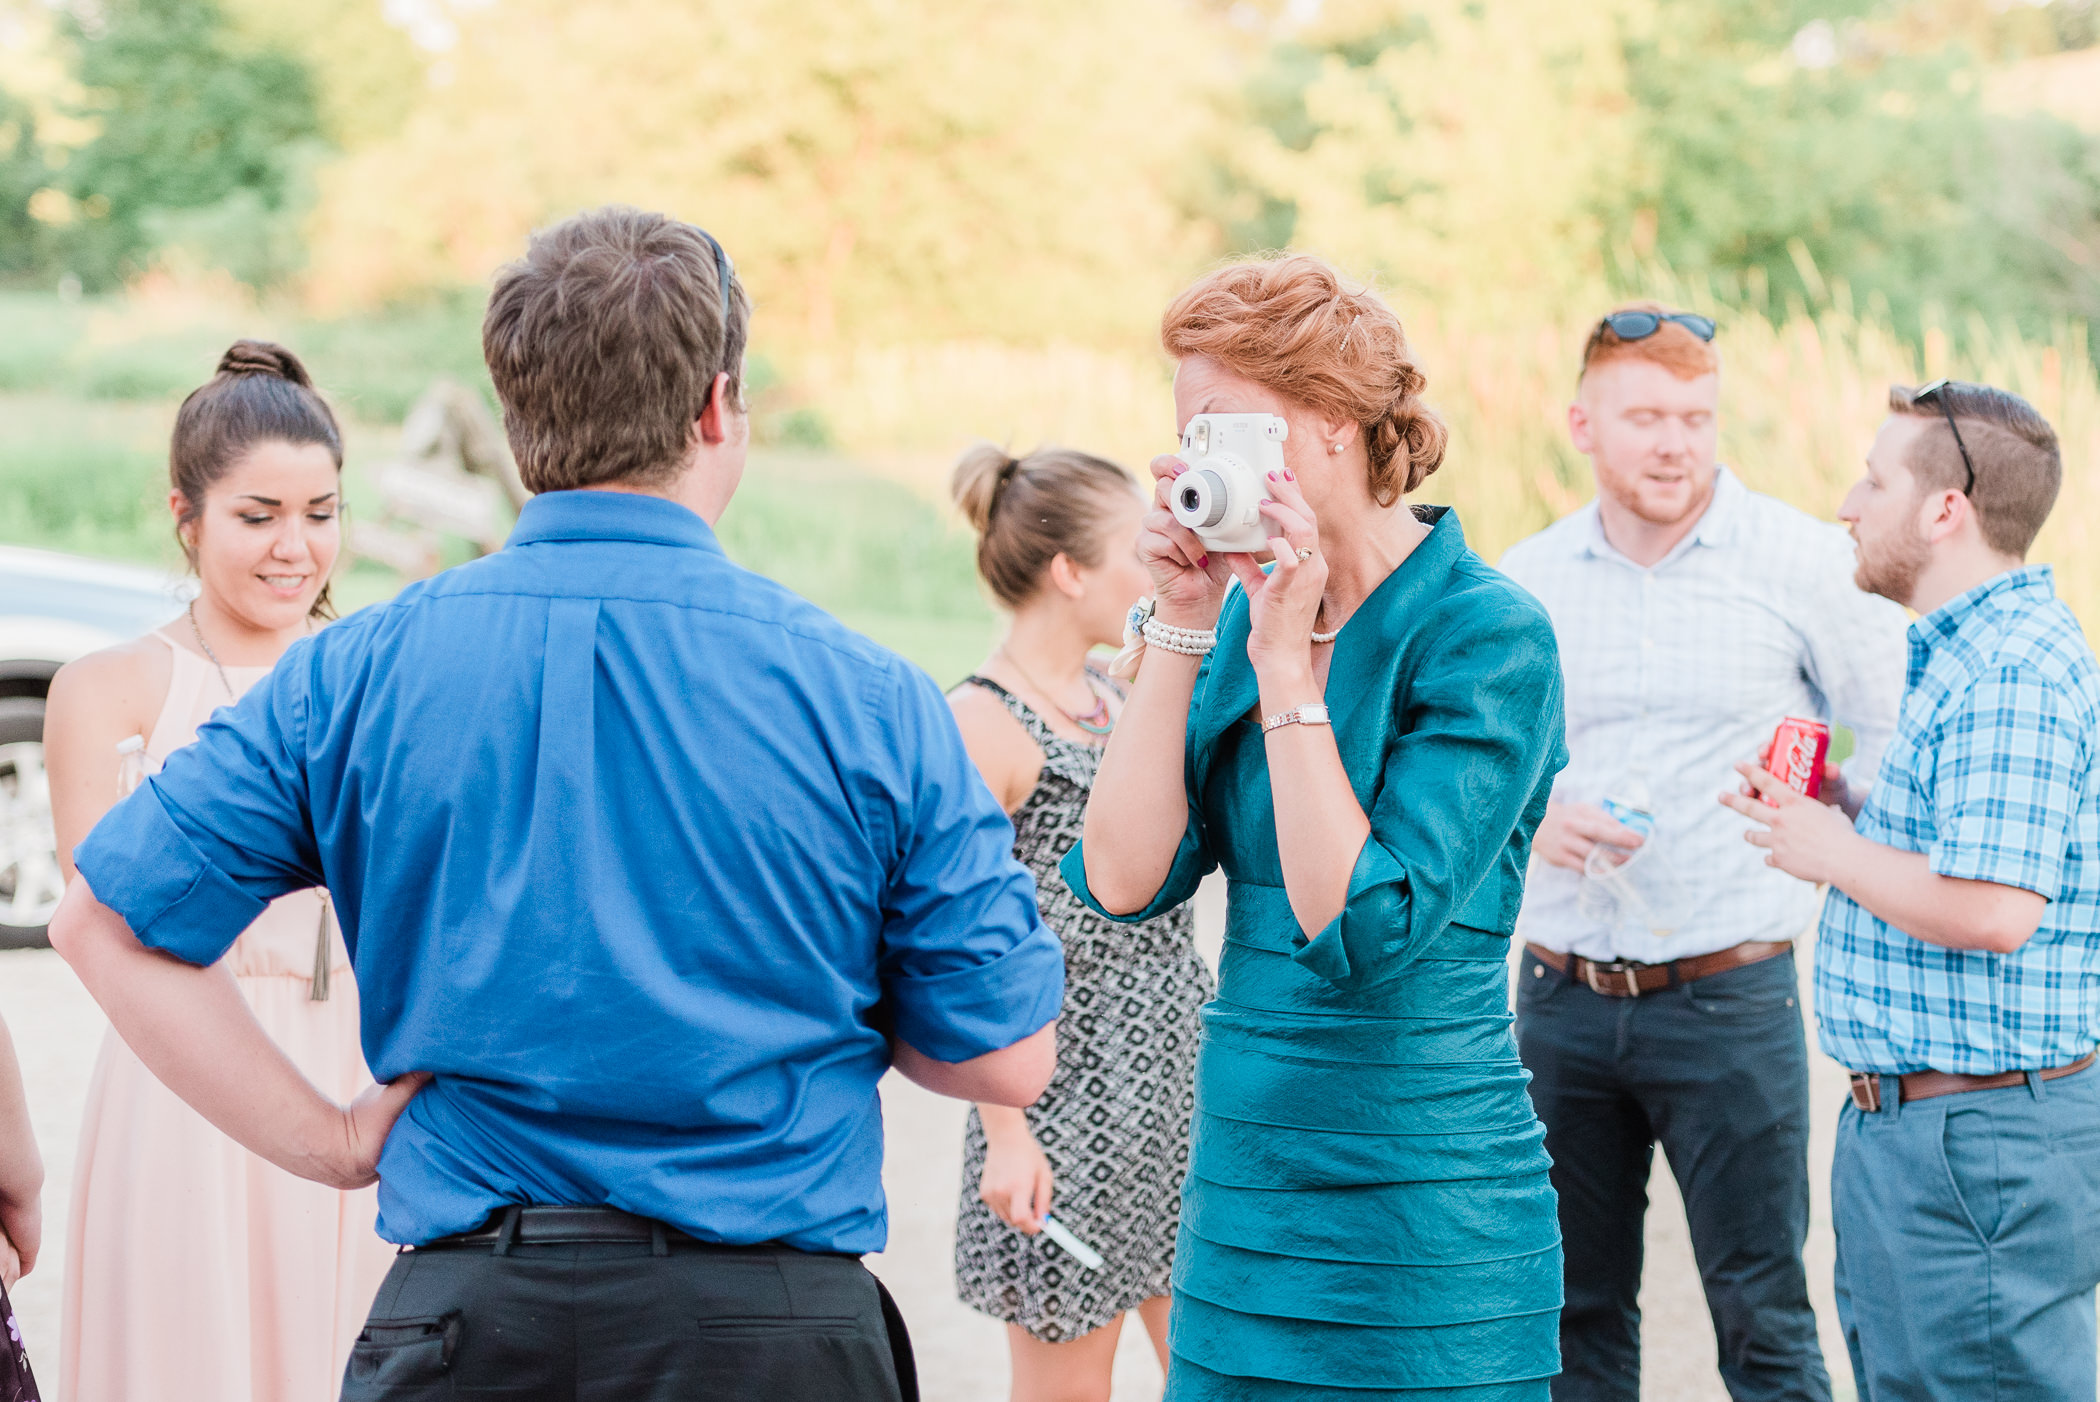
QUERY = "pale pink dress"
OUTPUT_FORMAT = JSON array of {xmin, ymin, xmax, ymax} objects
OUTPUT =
[{"xmin": 58, "ymin": 631, "xmax": 393, "ymax": 1402}]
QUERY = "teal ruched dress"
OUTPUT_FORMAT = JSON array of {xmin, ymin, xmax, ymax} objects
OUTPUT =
[{"xmin": 1062, "ymin": 507, "xmax": 1568, "ymax": 1398}]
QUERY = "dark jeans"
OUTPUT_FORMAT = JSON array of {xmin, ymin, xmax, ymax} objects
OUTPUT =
[
  {"xmin": 1833, "ymin": 1059, "xmax": 2100, "ymax": 1401},
  {"xmin": 1516, "ymin": 948, "xmax": 1830, "ymax": 1402},
  {"xmin": 341, "ymin": 1237, "xmax": 911, "ymax": 1401}
]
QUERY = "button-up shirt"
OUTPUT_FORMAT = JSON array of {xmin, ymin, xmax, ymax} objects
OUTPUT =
[
  {"xmin": 1817, "ymin": 566, "xmax": 2100, "ymax": 1075},
  {"xmin": 1500, "ymin": 467, "xmax": 1908, "ymax": 962},
  {"xmin": 73, "ymin": 490, "xmax": 1064, "ymax": 1251}
]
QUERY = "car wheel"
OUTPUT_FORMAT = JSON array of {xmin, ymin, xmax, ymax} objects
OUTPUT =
[{"xmin": 0, "ymin": 696, "xmax": 62, "ymax": 949}]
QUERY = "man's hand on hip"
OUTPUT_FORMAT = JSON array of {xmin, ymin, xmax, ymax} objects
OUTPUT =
[
  {"xmin": 52, "ymin": 878, "xmax": 431, "ymax": 1192},
  {"xmin": 306, "ymin": 1073, "xmax": 434, "ymax": 1190},
  {"xmin": 1535, "ymin": 801, "xmax": 1645, "ymax": 872}
]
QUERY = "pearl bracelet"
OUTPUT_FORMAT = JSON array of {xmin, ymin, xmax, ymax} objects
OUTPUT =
[
  {"xmin": 1140, "ymin": 616, "xmax": 1217, "ymax": 656},
  {"xmin": 1110, "ymin": 596, "xmax": 1218, "ymax": 677}
]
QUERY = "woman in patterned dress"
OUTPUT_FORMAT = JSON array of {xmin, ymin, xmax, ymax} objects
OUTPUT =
[{"xmin": 947, "ymin": 443, "xmax": 1213, "ymax": 1401}]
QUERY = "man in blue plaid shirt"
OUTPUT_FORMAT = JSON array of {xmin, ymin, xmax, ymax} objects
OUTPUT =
[{"xmin": 1727, "ymin": 381, "xmax": 2100, "ymax": 1401}]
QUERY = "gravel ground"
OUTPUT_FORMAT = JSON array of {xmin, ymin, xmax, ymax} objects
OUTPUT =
[{"xmin": 0, "ymin": 884, "xmax": 1858, "ymax": 1401}]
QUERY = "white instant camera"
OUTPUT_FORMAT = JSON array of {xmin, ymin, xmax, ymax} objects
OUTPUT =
[{"xmin": 1169, "ymin": 413, "xmax": 1288, "ymax": 553}]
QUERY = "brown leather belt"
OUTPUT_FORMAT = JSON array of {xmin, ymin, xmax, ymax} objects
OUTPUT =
[
  {"xmin": 1847, "ymin": 1050, "xmax": 2097, "ymax": 1112},
  {"xmin": 1525, "ymin": 940, "xmax": 1793, "ymax": 998}
]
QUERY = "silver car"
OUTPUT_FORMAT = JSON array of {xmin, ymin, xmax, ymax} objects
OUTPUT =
[{"xmin": 0, "ymin": 546, "xmax": 188, "ymax": 946}]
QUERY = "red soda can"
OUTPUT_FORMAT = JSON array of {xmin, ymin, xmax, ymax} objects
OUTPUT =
[{"xmin": 1765, "ymin": 716, "xmax": 1830, "ymax": 802}]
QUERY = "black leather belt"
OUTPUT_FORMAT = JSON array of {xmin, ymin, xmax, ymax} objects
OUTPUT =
[{"xmin": 420, "ymin": 1205, "xmax": 696, "ymax": 1251}]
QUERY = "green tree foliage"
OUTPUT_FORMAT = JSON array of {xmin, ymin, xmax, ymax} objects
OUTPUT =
[
  {"xmin": 1610, "ymin": 1, "xmax": 2100, "ymax": 338},
  {"xmin": 1212, "ymin": 0, "xmax": 2100, "ymax": 341},
  {"xmin": 299, "ymin": 0, "xmax": 1210, "ymax": 346},
  {"xmin": 0, "ymin": 86, "xmax": 51, "ymax": 277},
  {"xmin": 1206, "ymin": 0, "xmax": 1638, "ymax": 319},
  {"xmin": 58, "ymin": 0, "xmax": 325, "ymax": 288}
]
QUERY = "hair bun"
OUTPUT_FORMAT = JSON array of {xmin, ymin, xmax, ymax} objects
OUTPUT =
[
  {"xmin": 950, "ymin": 441, "xmax": 1023, "ymax": 533},
  {"xmin": 216, "ymin": 339, "xmax": 313, "ymax": 388}
]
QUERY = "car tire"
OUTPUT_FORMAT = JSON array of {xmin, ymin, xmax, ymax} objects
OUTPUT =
[{"xmin": 0, "ymin": 695, "xmax": 60, "ymax": 950}]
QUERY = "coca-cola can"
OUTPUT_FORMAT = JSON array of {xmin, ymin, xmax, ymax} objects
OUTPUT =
[{"xmin": 1765, "ymin": 716, "xmax": 1831, "ymax": 802}]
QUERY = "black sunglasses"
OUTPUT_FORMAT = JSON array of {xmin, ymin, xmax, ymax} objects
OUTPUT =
[
  {"xmin": 1598, "ymin": 309, "xmax": 1717, "ymax": 343},
  {"xmin": 692, "ymin": 225, "xmax": 737, "ymax": 324},
  {"xmin": 1910, "ymin": 379, "xmax": 1978, "ymax": 497}
]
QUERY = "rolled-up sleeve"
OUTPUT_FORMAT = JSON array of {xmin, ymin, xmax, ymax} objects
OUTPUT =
[
  {"xmin": 1060, "ymin": 800, "xmax": 1214, "ymax": 928},
  {"xmin": 1928, "ymin": 665, "xmax": 2085, "ymax": 897},
  {"xmin": 1291, "ymin": 602, "xmax": 1566, "ymax": 990},
  {"xmin": 869, "ymin": 664, "xmax": 1064, "ymax": 1063},
  {"xmin": 73, "ymin": 645, "xmax": 324, "ymax": 966}
]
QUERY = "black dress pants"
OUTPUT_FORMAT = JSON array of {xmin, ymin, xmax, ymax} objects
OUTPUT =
[
  {"xmin": 1515, "ymin": 948, "xmax": 1831, "ymax": 1402},
  {"xmin": 341, "ymin": 1236, "xmax": 911, "ymax": 1401}
]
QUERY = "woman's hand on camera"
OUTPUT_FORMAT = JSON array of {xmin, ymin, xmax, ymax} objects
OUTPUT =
[
  {"xmin": 1230, "ymin": 470, "xmax": 1326, "ymax": 680},
  {"xmin": 1140, "ymin": 455, "xmax": 1234, "ymax": 627}
]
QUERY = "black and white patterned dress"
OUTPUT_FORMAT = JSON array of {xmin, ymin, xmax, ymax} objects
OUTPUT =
[{"xmin": 952, "ymin": 676, "xmax": 1213, "ymax": 1342}]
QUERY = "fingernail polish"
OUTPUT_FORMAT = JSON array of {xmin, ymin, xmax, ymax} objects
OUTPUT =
[
  {"xmin": 1267, "ymin": 471, "xmax": 1277, "ymax": 481},
  {"xmin": 1284, "ymin": 470, "xmax": 1295, "ymax": 481},
  {"xmin": 1199, "ymin": 555, "xmax": 1210, "ymax": 567}
]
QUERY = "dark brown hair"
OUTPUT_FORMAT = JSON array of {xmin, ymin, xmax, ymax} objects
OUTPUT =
[
  {"xmin": 1888, "ymin": 382, "xmax": 2061, "ymax": 557},
  {"xmin": 483, "ymin": 206, "xmax": 751, "ymax": 494},
  {"xmin": 951, "ymin": 443, "xmax": 1137, "ymax": 609},
  {"xmin": 1160, "ymin": 253, "xmax": 1447, "ymax": 504},
  {"xmin": 1580, "ymin": 300, "xmax": 1721, "ymax": 382},
  {"xmin": 171, "ymin": 339, "xmax": 344, "ymax": 619}
]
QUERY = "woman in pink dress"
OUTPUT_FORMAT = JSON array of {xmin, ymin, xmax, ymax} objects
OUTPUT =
[{"xmin": 43, "ymin": 341, "xmax": 392, "ymax": 1402}]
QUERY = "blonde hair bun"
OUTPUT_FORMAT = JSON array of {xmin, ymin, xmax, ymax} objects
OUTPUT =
[{"xmin": 948, "ymin": 443, "xmax": 1137, "ymax": 608}]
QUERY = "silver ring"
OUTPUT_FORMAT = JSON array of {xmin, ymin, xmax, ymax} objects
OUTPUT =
[{"xmin": 1295, "ymin": 546, "xmax": 1314, "ymax": 562}]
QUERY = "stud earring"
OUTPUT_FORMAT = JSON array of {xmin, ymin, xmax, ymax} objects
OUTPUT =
[{"xmin": 1330, "ymin": 442, "xmax": 1345, "ymax": 455}]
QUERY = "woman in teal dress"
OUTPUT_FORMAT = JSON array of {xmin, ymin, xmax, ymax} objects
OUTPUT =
[{"xmin": 1063, "ymin": 253, "xmax": 1568, "ymax": 1399}]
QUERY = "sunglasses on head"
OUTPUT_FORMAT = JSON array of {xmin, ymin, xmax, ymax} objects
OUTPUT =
[
  {"xmin": 1598, "ymin": 309, "xmax": 1717, "ymax": 343},
  {"xmin": 1909, "ymin": 379, "xmax": 1978, "ymax": 498},
  {"xmin": 692, "ymin": 225, "xmax": 740, "ymax": 396}
]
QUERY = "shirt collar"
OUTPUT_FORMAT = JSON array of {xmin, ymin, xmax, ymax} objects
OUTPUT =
[
  {"xmin": 506, "ymin": 489, "xmax": 726, "ymax": 554},
  {"xmin": 1907, "ymin": 564, "xmax": 2056, "ymax": 673},
  {"xmin": 1577, "ymin": 464, "xmax": 1742, "ymax": 564}
]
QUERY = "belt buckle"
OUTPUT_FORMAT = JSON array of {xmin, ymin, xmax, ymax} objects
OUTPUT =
[
  {"xmin": 1583, "ymin": 960, "xmax": 1640, "ymax": 997},
  {"xmin": 1848, "ymin": 1073, "xmax": 1883, "ymax": 1113}
]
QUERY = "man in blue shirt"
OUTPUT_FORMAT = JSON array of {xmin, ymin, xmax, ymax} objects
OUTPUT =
[
  {"xmin": 1726, "ymin": 381, "xmax": 2100, "ymax": 1400},
  {"xmin": 51, "ymin": 207, "xmax": 1063, "ymax": 1400}
]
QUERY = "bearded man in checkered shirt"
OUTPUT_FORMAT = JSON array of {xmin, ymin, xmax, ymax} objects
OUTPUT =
[
  {"xmin": 1729, "ymin": 381, "xmax": 2100, "ymax": 1402},
  {"xmin": 1499, "ymin": 307, "xmax": 1908, "ymax": 1402}
]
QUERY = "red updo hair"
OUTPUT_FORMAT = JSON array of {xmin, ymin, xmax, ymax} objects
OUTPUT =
[{"xmin": 1160, "ymin": 254, "xmax": 1447, "ymax": 504}]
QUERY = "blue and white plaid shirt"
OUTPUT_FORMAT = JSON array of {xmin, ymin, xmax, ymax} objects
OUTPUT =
[{"xmin": 1817, "ymin": 566, "xmax": 2100, "ymax": 1075}]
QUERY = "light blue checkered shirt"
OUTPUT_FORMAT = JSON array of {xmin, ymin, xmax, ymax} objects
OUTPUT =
[
  {"xmin": 1501, "ymin": 467, "xmax": 1908, "ymax": 961},
  {"xmin": 1817, "ymin": 566, "xmax": 2100, "ymax": 1075}
]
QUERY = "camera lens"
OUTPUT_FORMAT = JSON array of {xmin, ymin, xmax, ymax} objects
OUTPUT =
[{"xmin": 1171, "ymin": 469, "xmax": 1230, "ymax": 529}]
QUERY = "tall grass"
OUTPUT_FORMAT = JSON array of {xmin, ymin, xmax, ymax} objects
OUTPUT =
[
  {"xmin": 8, "ymin": 286, "xmax": 2093, "ymax": 671},
  {"xmin": 798, "ymin": 307, "xmax": 2100, "ymax": 630}
]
